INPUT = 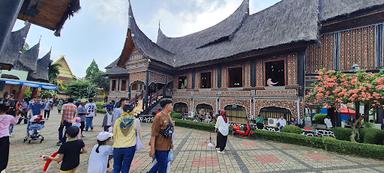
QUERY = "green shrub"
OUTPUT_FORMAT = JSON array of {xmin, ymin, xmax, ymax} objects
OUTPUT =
[
  {"xmin": 97, "ymin": 109, "xmax": 106, "ymax": 114},
  {"xmin": 252, "ymin": 130, "xmax": 384, "ymax": 160},
  {"xmin": 360, "ymin": 128, "xmax": 384, "ymax": 145},
  {"xmin": 333, "ymin": 127, "xmax": 352, "ymax": 141},
  {"xmin": 171, "ymin": 112, "xmax": 182, "ymax": 119},
  {"xmin": 363, "ymin": 122, "xmax": 374, "ymax": 128},
  {"xmin": 175, "ymin": 119, "xmax": 215, "ymax": 132},
  {"xmin": 313, "ymin": 114, "xmax": 327, "ymax": 124},
  {"xmin": 96, "ymin": 102, "xmax": 106, "ymax": 108},
  {"xmin": 281, "ymin": 125, "xmax": 303, "ymax": 134}
]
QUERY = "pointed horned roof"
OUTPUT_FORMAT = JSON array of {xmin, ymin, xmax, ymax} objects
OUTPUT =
[
  {"xmin": 15, "ymin": 41, "xmax": 40, "ymax": 72},
  {"xmin": 116, "ymin": 0, "xmax": 174, "ymax": 66},
  {"xmin": 108, "ymin": 0, "xmax": 384, "ymax": 72},
  {"xmin": 53, "ymin": 56, "xmax": 76, "ymax": 79},
  {"xmin": 0, "ymin": 23, "xmax": 30, "ymax": 66},
  {"xmin": 156, "ymin": 0, "xmax": 249, "ymax": 53},
  {"xmin": 30, "ymin": 50, "xmax": 52, "ymax": 82}
]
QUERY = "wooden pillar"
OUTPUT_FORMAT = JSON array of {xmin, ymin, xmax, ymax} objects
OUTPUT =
[
  {"xmin": 192, "ymin": 70, "xmax": 196, "ymax": 89},
  {"xmin": 163, "ymin": 76, "xmax": 167, "ymax": 97},
  {"xmin": 0, "ymin": 0, "xmax": 24, "ymax": 57},
  {"xmin": 217, "ymin": 65, "xmax": 222, "ymax": 88},
  {"xmin": 143, "ymin": 70, "xmax": 150, "ymax": 110},
  {"xmin": 376, "ymin": 24, "xmax": 383, "ymax": 67},
  {"xmin": 334, "ymin": 32, "xmax": 341, "ymax": 70},
  {"xmin": 128, "ymin": 75, "xmax": 131, "ymax": 99},
  {"xmin": 250, "ymin": 61, "xmax": 256, "ymax": 87},
  {"xmin": 297, "ymin": 50, "xmax": 306, "ymax": 97}
]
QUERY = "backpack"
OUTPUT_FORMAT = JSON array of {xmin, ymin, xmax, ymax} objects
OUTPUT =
[{"xmin": 160, "ymin": 122, "xmax": 174, "ymax": 138}]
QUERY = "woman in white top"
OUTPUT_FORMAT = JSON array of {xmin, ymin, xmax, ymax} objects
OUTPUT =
[
  {"xmin": 87, "ymin": 132, "xmax": 113, "ymax": 173},
  {"xmin": 324, "ymin": 117, "xmax": 333, "ymax": 129},
  {"xmin": 215, "ymin": 110, "xmax": 230, "ymax": 153}
]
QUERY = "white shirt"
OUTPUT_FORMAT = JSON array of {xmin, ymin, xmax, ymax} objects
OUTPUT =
[
  {"xmin": 324, "ymin": 118, "xmax": 333, "ymax": 128},
  {"xmin": 87, "ymin": 145, "xmax": 113, "ymax": 173},
  {"xmin": 277, "ymin": 118, "xmax": 287, "ymax": 128},
  {"xmin": 215, "ymin": 116, "xmax": 229, "ymax": 136},
  {"xmin": 85, "ymin": 103, "xmax": 97, "ymax": 117},
  {"xmin": 106, "ymin": 112, "xmax": 112, "ymax": 126}
]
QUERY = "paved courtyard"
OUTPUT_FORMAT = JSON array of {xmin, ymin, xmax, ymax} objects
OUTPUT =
[{"xmin": 5, "ymin": 109, "xmax": 384, "ymax": 173}]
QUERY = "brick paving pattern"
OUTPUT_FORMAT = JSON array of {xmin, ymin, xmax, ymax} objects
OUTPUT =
[{"xmin": 5, "ymin": 109, "xmax": 384, "ymax": 173}]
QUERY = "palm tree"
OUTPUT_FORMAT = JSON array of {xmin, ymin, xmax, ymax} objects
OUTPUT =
[{"xmin": 48, "ymin": 63, "xmax": 61, "ymax": 84}]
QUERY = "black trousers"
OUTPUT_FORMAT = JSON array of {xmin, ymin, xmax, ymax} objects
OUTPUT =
[
  {"xmin": 44, "ymin": 110, "xmax": 50, "ymax": 119},
  {"xmin": 0, "ymin": 136, "xmax": 10, "ymax": 172},
  {"xmin": 216, "ymin": 132, "xmax": 228, "ymax": 151},
  {"xmin": 17, "ymin": 111, "xmax": 28, "ymax": 124},
  {"xmin": 80, "ymin": 121, "xmax": 85, "ymax": 134},
  {"xmin": 103, "ymin": 125, "xmax": 111, "ymax": 132},
  {"xmin": 256, "ymin": 123, "xmax": 264, "ymax": 129},
  {"xmin": 58, "ymin": 121, "xmax": 72, "ymax": 143}
]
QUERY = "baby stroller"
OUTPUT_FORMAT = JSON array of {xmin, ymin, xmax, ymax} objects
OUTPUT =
[{"xmin": 23, "ymin": 115, "xmax": 45, "ymax": 143}]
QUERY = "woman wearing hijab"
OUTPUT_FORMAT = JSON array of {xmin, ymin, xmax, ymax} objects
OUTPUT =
[{"xmin": 215, "ymin": 110, "xmax": 230, "ymax": 154}]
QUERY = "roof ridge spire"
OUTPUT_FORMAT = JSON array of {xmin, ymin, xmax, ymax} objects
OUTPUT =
[
  {"xmin": 242, "ymin": 0, "xmax": 250, "ymax": 14},
  {"xmin": 127, "ymin": 0, "xmax": 135, "ymax": 30}
]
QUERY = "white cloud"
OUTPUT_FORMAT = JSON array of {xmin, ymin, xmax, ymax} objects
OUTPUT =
[
  {"xmin": 147, "ymin": 0, "xmax": 243, "ymax": 38},
  {"xmin": 84, "ymin": 0, "xmax": 280, "ymax": 41},
  {"xmin": 86, "ymin": 0, "xmax": 128, "ymax": 26}
]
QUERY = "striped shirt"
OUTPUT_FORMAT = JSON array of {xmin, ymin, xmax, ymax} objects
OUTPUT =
[{"xmin": 62, "ymin": 103, "xmax": 77, "ymax": 122}]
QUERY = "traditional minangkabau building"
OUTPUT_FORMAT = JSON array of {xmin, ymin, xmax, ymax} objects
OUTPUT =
[
  {"xmin": 0, "ymin": 23, "xmax": 56, "ymax": 99},
  {"xmin": 52, "ymin": 56, "xmax": 76, "ymax": 99},
  {"xmin": 106, "ymin": 0, "xmax": 384, "ymax": 123},
  {"xmin": 0, "ymin": 0, "xmax": 81, "ymax": 70},
  {"xmin": 53, "ymin": 56, "xmax": 76, "ymax": 83}
]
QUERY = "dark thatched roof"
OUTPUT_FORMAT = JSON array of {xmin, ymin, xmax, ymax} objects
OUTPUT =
[
  {"xmin": 30, "ymin": 50, "xmax": 52, "ymax": 82},
  {"xmin": 125, "ymin": 0, "xmax": 174, "ymax": 65},
  {"xmin": 107, "ymin": 0, "xmax": 384, "ymax": 73},
  {"xmin": 105, "ymin": 59, "xmax": 127, "ymax": 75},
  {"xmin": 0, "ymin": 23, "xmax": 30, "ymax": 66},
  {"xmin": 14, "ymin": 42, "xmax": 40, "ymax": 72},
  {"xmin": 157, "ymin": 0, "xmax": 249, "ymax": 54},
  {"xmin": 320, "ymin": 0, "xmax": 384, "ymax": 21},
  {"xmin": 155, "ymin": 0, "xmax": 319, "ymax": 67},
  {"xmin": 170, "ymin": 0, "xmax": 319, "ymax": 67}
]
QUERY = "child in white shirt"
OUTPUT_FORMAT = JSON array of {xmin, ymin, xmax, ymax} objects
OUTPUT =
[{"xmin": 87, "ymin": 132, "xmax": 113, "ymax": 173}]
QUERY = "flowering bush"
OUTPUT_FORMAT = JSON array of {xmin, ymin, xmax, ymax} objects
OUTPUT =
[{"xmin": 307, "ymin": 69, "xmax": 384, "ymax": 109}]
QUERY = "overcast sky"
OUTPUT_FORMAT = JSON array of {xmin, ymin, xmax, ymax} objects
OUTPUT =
[{"xmin": 14, "ymin": 0, "xmax": 280, "ymax": 77}]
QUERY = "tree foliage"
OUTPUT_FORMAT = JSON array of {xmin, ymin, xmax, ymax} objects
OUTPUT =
[
  {"xmin": 65, "ymin": 80, "xmax": 98, "ymax": 99},
  {"xmin": 48, "ymin": 63, "xmax": 61, "ymax": 84},
  {"xmin": 85, "ymin": 59, "xmax": 100, "ymax": 81},
  {"xmin": 85, "ymin": 60, "xmax": 109, "ymax": 91}
]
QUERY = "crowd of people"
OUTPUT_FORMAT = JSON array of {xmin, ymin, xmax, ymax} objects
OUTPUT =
[{"xmin": 0, "ymin": 94, "xmax": 182, "ymax": 173}]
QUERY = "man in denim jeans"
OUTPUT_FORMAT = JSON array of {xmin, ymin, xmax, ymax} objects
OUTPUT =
[
  {"xmin": 85, "ymin": 99, "xmax": 97, "ymax": 131},
  {"xmin": 57, "ymin": 98, "xmax": 77, "ymax": 145},
  {"xmin": 148, "ymin": 99, "xmax": 174, "ymax": 173}
]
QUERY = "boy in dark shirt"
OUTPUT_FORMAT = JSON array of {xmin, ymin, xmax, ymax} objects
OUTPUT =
[{"xmin": 43, "ymin": 126, "xmax": 86, "ymax": 173}]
